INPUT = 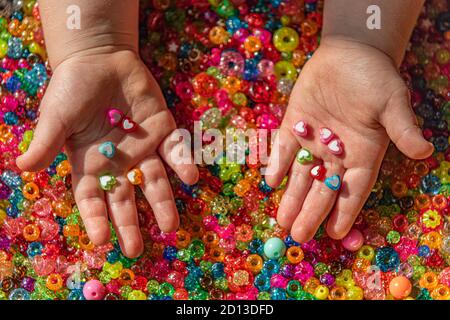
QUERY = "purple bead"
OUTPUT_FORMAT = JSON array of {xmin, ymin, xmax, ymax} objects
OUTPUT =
[
  {"xmin": 21, "ymin": 277, "xmax": 35, "ymax": 292},
  {"xmin": 0, "ymin": 235, "xmax": 11, "ymax": 250},
  {"xmin": 0, "ymin": 182, "xmax": 12, "ymax": 200},
  {"xmin": 280, "ymin": 264, "xmax": 295, "ymax": 278},
  {"xmin": 320, "ymin": 273, "xmax": 335, "ymax": 287}
]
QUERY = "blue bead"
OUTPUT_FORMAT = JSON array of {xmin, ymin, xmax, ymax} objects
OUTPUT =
[
  {"xmin": 3, "ymin": 111, "xmax": 19, "ymax": 125},
  {"xmin": 6, "ymin": 205, "xmax": 19, "ymax": 218},
  {"xmin": 106, "ymin": 250, "xmax": 120, "ymax": 263},
  {"xmin": 254, "ymin": 273, "xmax": 271, "ymax": 291},
  {"xmin": 5, "ymin": 75, "xmax": 21, "ymax": 92},
  {"xmin": 9, "ymin": 288, "xmax": 31, "ymax": 300},
  {"xmin": 375, "ymin": 246, "xmax": 400, "ymax": 272},
  {"xmin": 68, "ymin": 289, "xmax": 85, "ymax": 300},
  {"xmin": 270, "ymin": 287, "xmax": 287, "ymax": 300},
  {"xmin": 284, "ymin": 235, "xmax": 300, "ymax": 248},
  {"xmin": 418, "ymin": 245, "xmax": 431, "ymax": 257},
  {"xmin": 262, "ymin": 259, "xmax": 279, "ymax": 276},
  {"xmin": 211, "ymin": 262, "xmax": 225, "ymax": 279},
  {"xmin": 163, "ymin": 246, "xmax": 178, "ymax": 261},
  {"xmin": 7, "ymin": 37, "xmax": 23, "ymax": 59},
  {"xmin": 27, "ymin": 242, "xmax": 43, "ymax": 257},
  {"xmin": 421, "ymin": 174, "xmax": 441, "ymax": 195}
]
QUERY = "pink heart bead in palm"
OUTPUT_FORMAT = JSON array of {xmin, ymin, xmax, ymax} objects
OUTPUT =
[
  {"xmin": 328, "ymin": 138, "xmax": 344, "ymax": 155},
  {"xmin": 293, "ymin": 120, "xmax": 308, "ymax": 137},
  {"xmin": 319, "ymin": 127, "xmax": 334, "ymax": 144},
  {"xmin": 107, "ymin": 108, "xmax": 124, "ymax": 127}
]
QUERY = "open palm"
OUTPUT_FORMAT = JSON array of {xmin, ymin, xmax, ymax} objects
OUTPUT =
[
  {"xmin": 266, "ymin": 38, "xmax": 433, "ymax": 243},
  {"xmin": 17, "ymin": 50, "xmax": 198, "ymax": 258}
]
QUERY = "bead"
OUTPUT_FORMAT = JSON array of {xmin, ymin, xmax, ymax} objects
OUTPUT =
[
  {"xmin": 107, "ymin": 108, "xmax": 124, "ymax": 127},
  {"xmin": 292, "ymin": 120, "xmax": 308, "ymax": 137},
  {"xmin": 98, "ymin": 141, "xmax": 116, "ymax": 159},
  {"xmin": 126, "ymin": 168, "xmax": 143, "ymax": 185},
  {"xmin": 341, "ymin": 229, "xmax": 364, "ymax": 252},
  {"xmin": 296, "ymin": 148, "xmax": 313, "ymax": 164},
  {"xmin": 120, "ymin": 117, "xmax": 137, "ymax": 133},
  {"xmin": 273, "ymin": 27, "xmax": 299, "ymax": 52},
  {"xmin": 263, "ymin": 237, "xmax": 286, "ymax": 260},
  {"xmin": 83, "ymin": 279, "xmax": 106, "ymax": 300},
  {"xmin": 327, "ymin": 138, "xmax": 344, "ymax": 156},
  {"xmin": 324, "ymin": 175, "xmax": 341, "ymax": 191},
  {"xmin": 99, "ymin": 174, "xmax": 117, "ymax": 191},
  {"xmin": 319, "ymin": 127, "xmax": 334, "ymax": 144},
  {"xmin": 389, "ymin": 276, "xmax": 412, "ymax": 299},
  {"xmin": 310, "ymin": 164, "xmax": 326, "ymax": 180}
]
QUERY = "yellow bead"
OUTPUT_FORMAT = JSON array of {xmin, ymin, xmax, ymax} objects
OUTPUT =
[
  {"xmin": 357, "ymin": 245, "xmax": 375, "ymax": 261},
  {"xmin": 274, "ymin": 61, "xmax": 297, "ymax": 80},
  {"xmin": 314, "ymin": 285, "xmax": 329, "ymax": 300},
  {"xmin": 0, "ymin": 39, "xmax": 8, "ymax": 59},
  {"xmin": 273, "ymin": 27, "xmax": 299, "ymax": 52},
  {"xmin": 128, "ymin": 290, "xmax": 147, "ymax": 300},
  {"xmin": 346, "ymin": 286, "xmax": 364, "ymax": 300}
]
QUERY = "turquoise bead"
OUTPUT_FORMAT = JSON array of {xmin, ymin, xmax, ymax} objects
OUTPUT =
[
  {"xmin": 263, "ymin": 237, "xmax": 286, "ymax": 260},
  {"xmin": 98, "ymin": 141, "xmax": 116, "ymax": 159}
]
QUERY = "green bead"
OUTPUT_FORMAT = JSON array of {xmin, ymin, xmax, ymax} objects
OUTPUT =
[
  {"xmin": 258, "ymin": 292, "xmax": 271, "ymax": 300},
  {"xmin": 120, "ymin": 285, "xmax": 133, "ymax": 299},
  {"xmin": 296, "ymin": 148, "xmax": 313, "ymax": 164},
  {"xmin": 274, "ymin": 61, "xmax": 297, "ymax": 80},
  {"xmin": 216, "ymin": 0, "xmax": 237, "ymax": 18},
  {"xmin": 386, "ymin": 230, "xmax": 401, "ymax": 244},
  {"xmin": 314, "ymin": 262, "xmax": 329, "ymax": 276},
  {"xmin": 263, "ymin": 237, "xmax": 286, "ymax": 260},
  {"xmin": 147, "ymin": 279, "xmax": 160, "ymax": 294},
  {"xmin": 273, "ymin": 27, "xmax": 299, "ymax": 52},
  {"xmin": 128, "ymin": 290, "xmax": 146, "ymax": 300},
  {"xmin": 286, "ymin": 280, "xmax": 303, "ymax": 299},
  {"xmin": 214, "ymin": 277, "xmax": 228, "ymax": 291}
]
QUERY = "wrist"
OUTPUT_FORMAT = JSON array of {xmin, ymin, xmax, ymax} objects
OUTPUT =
[{"xmin": 38, "ymin": 0, "xmax": 139, "ymax": 68}]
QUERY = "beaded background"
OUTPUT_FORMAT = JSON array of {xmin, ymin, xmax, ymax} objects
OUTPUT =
[{"xmin": 0, "ymin": 0, "xmax": 449, "ymax": 300}]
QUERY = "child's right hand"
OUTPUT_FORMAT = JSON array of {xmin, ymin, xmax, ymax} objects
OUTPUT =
[
  {"xmin": 265, "ymin": 37, "xmax": 434, "ymax": 244},
  {"xmin": 17, "ymin": 49, "xmax": 199, "ymax": 258}
]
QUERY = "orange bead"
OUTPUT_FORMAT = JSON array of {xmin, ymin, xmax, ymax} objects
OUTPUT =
[
  {"xmin": 56, "ymin": 160, "xmax": 71, "ymax": 177},
  {"xmin": 63, "ymin": 224, "xmax": 80, "ymax": 237},
  {"xmin": 389, "ymin": 276, "xmax": 412, "ymax": 299},
  {"xmin": 286, "ymin": 246, "xmax": 304, "ymax": 264},
  {"xmin": 329, "ymin": 286, "xmax": 347, "ymax": 300},
  {"xmin": 176, "ymin": 230, "xmax": 191, "ymax": 249},
  {"xmin": 53, "ymin": 200, "xmax": 71, "ymax": 218},
  {"xmin": 126, "ymin": 168, "xmax": 143, "ymax": 185},
  {"xmin": 431, "ymin": 284, "xmax": 450, "ymax": 300},
  {"xmin": 46, "ymin": 273, "xmax": 63, "ymax": 291},
  {"xmin": 119, "ymin": 269, "xmax": 135, "ymax": 285},
  {"xmin": 419, "ymin": 271, "xmax": 439, "ymax": 290},
  {"xmin": 23, "ymin": 224, "xmax": 40, "ymax": 242},
  {"xmin": 245, "ymin": 254, "xmax": 263, "ymax": 274},
  {"xmin": 22, "ymin": 182, "xmax": 40, "ymax": 200},
  {"xmin": 79, "ymin": 233, "xmax": 95, "ymax": 250}
]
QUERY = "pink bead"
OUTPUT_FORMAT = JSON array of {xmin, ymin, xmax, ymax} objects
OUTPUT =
[
  {"xmin": 319, "ymin": 127, "xmax": 334, "ymax": 144},
  {"xmin": 341, "ymin": 228, "xmax": 364, "ymax": 251},
  {"xmin": 327, "ymin": 138, "xmax": 344, "ymax": 155},
  {"xmin": 107, "ymin": 108, "xmax": 124, "ymax": 127},
  {"xmin": 83, "ymin": 279, "xmax": 106, "ymax": 300},
  {"xmin": 293, "ymin": 120, "xmax": 308, "ymax": 137}
]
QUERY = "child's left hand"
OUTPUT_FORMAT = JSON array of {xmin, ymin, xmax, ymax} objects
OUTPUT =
[{"xmin": 265, "ymin": 37, "xmax": 434, "ymax": 243}]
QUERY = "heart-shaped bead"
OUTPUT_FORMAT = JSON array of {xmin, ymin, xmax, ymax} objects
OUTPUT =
[
  {"xmin": 98, "ymin": 141, "xmax": 116, "ymax": 159},
  {"xmin": 127, "ymin": 168, "xmax": 143, "ymax": 185},
  {"xmin": 107, "ymin": 108, "xmax": 124, "ymax": 127},
  {"xmin": 296, "ymin": 148, "xmax": 313, "ymax": 164},
  {"xmin": 121, "ymin": 117, "xmax": 137, "ymax": 133},
  {"xmin": 325, "ymin": 175, "xmax": 341, "ymax": 191},
  {"xmin": 319, "ymin": 127, "xmax": 334, "ymax": 144},
  {"xmin": 99, "ymin": 174, "xmax": 117, "ymax": 191},
  {"xmin": 310, "ymin": 164, "xmax": 326, "ymax": 180},
  {"xmin": 293, "ymin": 120, "xmax": 308, "ymax": 137},
  {"xmin": 328, "ymin": 138, "xmax": 344, "ymax": 155}
]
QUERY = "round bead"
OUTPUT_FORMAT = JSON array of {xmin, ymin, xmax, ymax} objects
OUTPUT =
[
  {"xmin": 263, "ymin": 237, "xmax": 286, "ymax": 260},
  {"xmin": 389, "ymin": 276, "xmax": 412, "ymax": 299},
  {"xmin": 341, "ymin": 229, "xmax": 364, "ymax": 252},
  {"xmin": 83, "ymin": 279, "xmax": 106, "ymax": 300}
]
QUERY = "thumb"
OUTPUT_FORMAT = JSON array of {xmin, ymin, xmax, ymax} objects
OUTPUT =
[
  {"xmin": 380, "ymin": 86, "xmax": 434, "ymax": 160},
  {"xmin": 16, "ymin": 100, "xmax": 67, "ymax": 172}
]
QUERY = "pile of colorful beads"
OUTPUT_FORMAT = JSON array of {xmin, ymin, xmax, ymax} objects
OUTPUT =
[{"xmin": 0, "ymin": 0, "xmax": 450, "ymax": 300}]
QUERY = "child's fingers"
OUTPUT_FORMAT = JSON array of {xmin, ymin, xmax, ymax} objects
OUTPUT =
[
  {"xmin": 71, "ymin": 173, "xmax": 110, "ymax": 246},
  {"xmin": 291, "ymin": 162, "xmax": 345, "ymax": 243},
  {"xmin": 265, "ymin": 126, "xmax": 300, "ymax": 188},
  {"xmin": 16, "ymin": 108, "xmax": 66, "ymax": 172},
  {"xmin": 158, "ymin": 130, "xmax": 199, "ymax": 186},
  {"xmin": 106, "ymin": 176, "xmax": 144, "ymax": 259},
  {"xmin": 138, "ymin": 156, "xmax": 180, "ymax": 233},
  {"xmin": 326, "ymin": 167, "xmax": 377, "ymax": 239},
  {"xmin": 381, "ymin": 87, "xmax": 434, "ymax": 159},
  {"xmin": 277, "ymin": 160, "xmax": 317, "ymax": 229}
]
